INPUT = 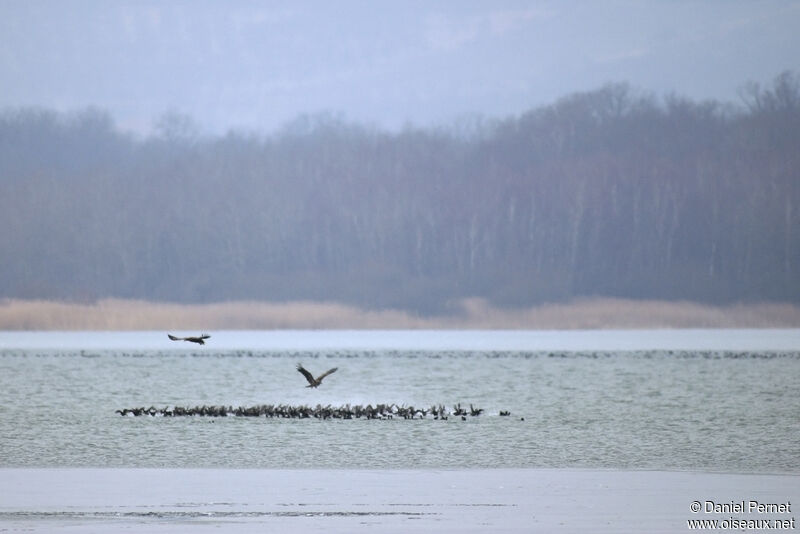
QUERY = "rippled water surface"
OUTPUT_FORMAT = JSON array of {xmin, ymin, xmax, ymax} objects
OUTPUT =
[{"xmin": 1, "ymin": 330, "xmax": 799, "ymax": 472}]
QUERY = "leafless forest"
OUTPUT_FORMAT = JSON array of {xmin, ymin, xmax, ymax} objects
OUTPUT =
[{"xmin": 1, "ymin": 73, "xmax": 798, "ymax": 314}]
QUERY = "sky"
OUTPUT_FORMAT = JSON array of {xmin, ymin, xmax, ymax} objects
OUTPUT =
[{"xmin": 1, "ymin": 1, "xmax": 799, "ymax": 136}]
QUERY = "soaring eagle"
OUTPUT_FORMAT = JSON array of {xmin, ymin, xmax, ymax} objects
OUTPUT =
[
  {"xmin": 296, "ymin": 363, "xmax": 338, "ymax": 388},
  {"xmin": 168, "ymin": 333, "xmax": 211, "ymax": 345}
]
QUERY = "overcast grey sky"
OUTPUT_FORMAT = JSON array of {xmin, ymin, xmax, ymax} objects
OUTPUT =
[{"xmin": 1, "ymin": 1, "xmax": 798, "ymax": 135}]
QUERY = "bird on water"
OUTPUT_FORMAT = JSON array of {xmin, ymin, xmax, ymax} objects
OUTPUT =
[
  {"xmin": 167, "ymin": 333, "xmax": 211, "ymax": 345},
  {"xmin": 296, "ymin": 363, "xmax": 338, "ymax": 388}
]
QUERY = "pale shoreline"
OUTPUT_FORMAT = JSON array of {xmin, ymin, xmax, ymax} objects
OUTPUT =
[
  {"xmin": 2, "ymin": 297, "xmax": 800, "ymax": 330},
  {"xmin": 3, "ymin": 328, "xmax": 800, "ymax": 352},
  {"xmin": 1, "ymin": 468, "xmax": 797, "ymax": 533}
]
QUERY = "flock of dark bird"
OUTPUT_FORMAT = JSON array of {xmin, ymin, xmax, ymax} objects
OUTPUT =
[
  {"xmin": 151, "ymin": 332, "xmax": 514, "ymax": 421},
  {"xmin": 116, "ymin": 402, "xmax": 504, "ymax": 420}
]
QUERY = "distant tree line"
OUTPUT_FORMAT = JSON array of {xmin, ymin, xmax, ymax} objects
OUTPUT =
[{"xmin": 1, "ymin": 72, "xmax": 798, "ymax": 313}]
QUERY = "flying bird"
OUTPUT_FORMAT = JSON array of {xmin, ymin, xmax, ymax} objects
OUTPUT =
[
  {"xmin": 168, "ymin": 333, "xmax": 211, "ymax": 345},
  {"xmin": 296, "ymin": 363, "xmax": 338, "ymax": 388}
]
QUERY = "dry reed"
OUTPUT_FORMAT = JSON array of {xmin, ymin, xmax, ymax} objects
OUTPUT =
[{"xmin": 1, "ymin": 297, "xmax": 799, "ymax": 330}]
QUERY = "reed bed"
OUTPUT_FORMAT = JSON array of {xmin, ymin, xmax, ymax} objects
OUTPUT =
[{"xmin": 1, "ymin": 297, "xmax": 798, "ymax": 330}]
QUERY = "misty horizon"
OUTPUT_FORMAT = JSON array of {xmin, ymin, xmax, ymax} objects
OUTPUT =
[
  {"xmin": 2, "ymin": 2, "xmax": 799, "ymax": 317},
  {"xmin": 2, "ymin": 1, "xmax": 799, "ymax": 136},
  {"xmin": 0, "ymin": 71, "xmax": 794, "ymax": 141}
]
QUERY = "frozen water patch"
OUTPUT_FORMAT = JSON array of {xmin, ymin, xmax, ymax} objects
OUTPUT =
[{"xmin": 0, "ymin": 468, "xmax": 797, "ymax": 533}]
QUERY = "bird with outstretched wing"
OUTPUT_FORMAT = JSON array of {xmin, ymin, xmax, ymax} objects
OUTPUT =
[
  {"xmin": 168, "ymin": 333, "xmax": 210, "ymax": 345},
  {"xmin": 296, "ymin": 363, "xmax": 338, "ymax": 388}
]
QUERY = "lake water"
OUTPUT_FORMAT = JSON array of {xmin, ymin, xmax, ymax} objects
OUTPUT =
[
  {"xmin": 2, "ymin": 329, "xmax": 799, "ymax": 533},
  {"xmin": 1, "ymin": 329, "xmax": 798, "ymax": 472}
]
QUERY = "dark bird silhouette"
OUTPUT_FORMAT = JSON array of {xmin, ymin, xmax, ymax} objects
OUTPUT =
[
  {"xmin": 296, "ymin": 363, "xmax": 338, "ymax": 388},
  {"xmin": 168, "ymin": 333, "xmax": 210, "ymax": 345}
]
